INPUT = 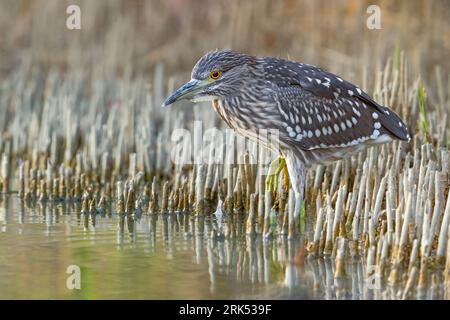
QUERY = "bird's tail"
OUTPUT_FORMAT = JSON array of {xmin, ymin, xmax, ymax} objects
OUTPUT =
[{"xmin": 376, "ymin": 105, "xmax": 410, "ymax": 142}]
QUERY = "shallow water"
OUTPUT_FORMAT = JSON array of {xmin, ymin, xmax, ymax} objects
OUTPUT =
[
  {"xmin": 0, "ymin": 195, "xmax": 306, "ymax": 299},
  {"xmin": 0, "ymin": 195, "xmax": 445, "ymax": 299}
]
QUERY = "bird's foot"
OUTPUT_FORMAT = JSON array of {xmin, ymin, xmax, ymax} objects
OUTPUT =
[{"xmin": 265, "ymin": 157, "xmax": 290, "ymax": 192}]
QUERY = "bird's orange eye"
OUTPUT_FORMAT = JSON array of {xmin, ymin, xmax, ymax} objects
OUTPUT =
[{"xmin": 210, "ymin": 70, "xmax": 222, "ymax": 80}]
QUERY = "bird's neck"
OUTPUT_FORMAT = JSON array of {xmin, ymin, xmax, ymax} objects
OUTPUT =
[{"xmin": 212, "ymin": 99, "xmax": 232, "ymax": 127}]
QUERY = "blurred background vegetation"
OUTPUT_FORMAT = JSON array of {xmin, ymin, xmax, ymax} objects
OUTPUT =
[{"xmin": 0, "ymin": 0, "xmax": 449, "ymax": 89}]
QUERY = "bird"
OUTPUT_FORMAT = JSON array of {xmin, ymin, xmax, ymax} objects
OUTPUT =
[{"xmin": 162, "ymin": 49, "xmax": 410, "ymax": 210}]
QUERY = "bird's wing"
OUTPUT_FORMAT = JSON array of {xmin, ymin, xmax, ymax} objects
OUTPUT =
[
  {"xmin": 265, "ymin": 61, "xmax": 410, "ymax": 150},
  {"xmin": 274, "ymin": 85, "xmax": 376, "ymax": 150},
  {"xmin": 265, "ymin": 58, "xmax": 410, "ymax": 147}
]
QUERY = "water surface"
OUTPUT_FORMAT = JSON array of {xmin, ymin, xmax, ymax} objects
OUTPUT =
[{"xmin": 0, "ymin": 195, "xmax": 441, "ymax": 300}]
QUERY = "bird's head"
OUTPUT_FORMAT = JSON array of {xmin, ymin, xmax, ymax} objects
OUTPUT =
[{"xmin": 162, "ymin": 50, "xmax": 256, "ymax": 107}]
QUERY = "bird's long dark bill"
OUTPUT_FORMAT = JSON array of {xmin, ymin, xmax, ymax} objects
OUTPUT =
[{"xmin": 162, "ymin": 79, "xmax": 203, "ymax": 107}]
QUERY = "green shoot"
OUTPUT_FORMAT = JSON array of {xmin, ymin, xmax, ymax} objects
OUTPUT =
[{"xmin": 417, "ymin": 83, "xmax": 430, "ymax": 140}]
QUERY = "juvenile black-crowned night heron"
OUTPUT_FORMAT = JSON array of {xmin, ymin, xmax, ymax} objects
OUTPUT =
[{"xmin": 163, "ymin": 50, "xmax": 410, "ymax": 206}]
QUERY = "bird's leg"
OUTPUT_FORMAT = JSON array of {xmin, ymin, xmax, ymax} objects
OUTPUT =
[
  {"xmin": 282, "ymin": 161, "xmax": 290, "ymax": 191},
  {"xmin": 283, "ymin": 152, "xmax": 307, "ymax": 239},
  {"xmin": 265, "ymin": 157, "xmax": 287, "ymax": 192}
]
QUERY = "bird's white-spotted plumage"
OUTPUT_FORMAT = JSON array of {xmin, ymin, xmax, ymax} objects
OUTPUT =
[{"xmin": 183, "ymin": 50, "xmax": 410, "ymax": 192}]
